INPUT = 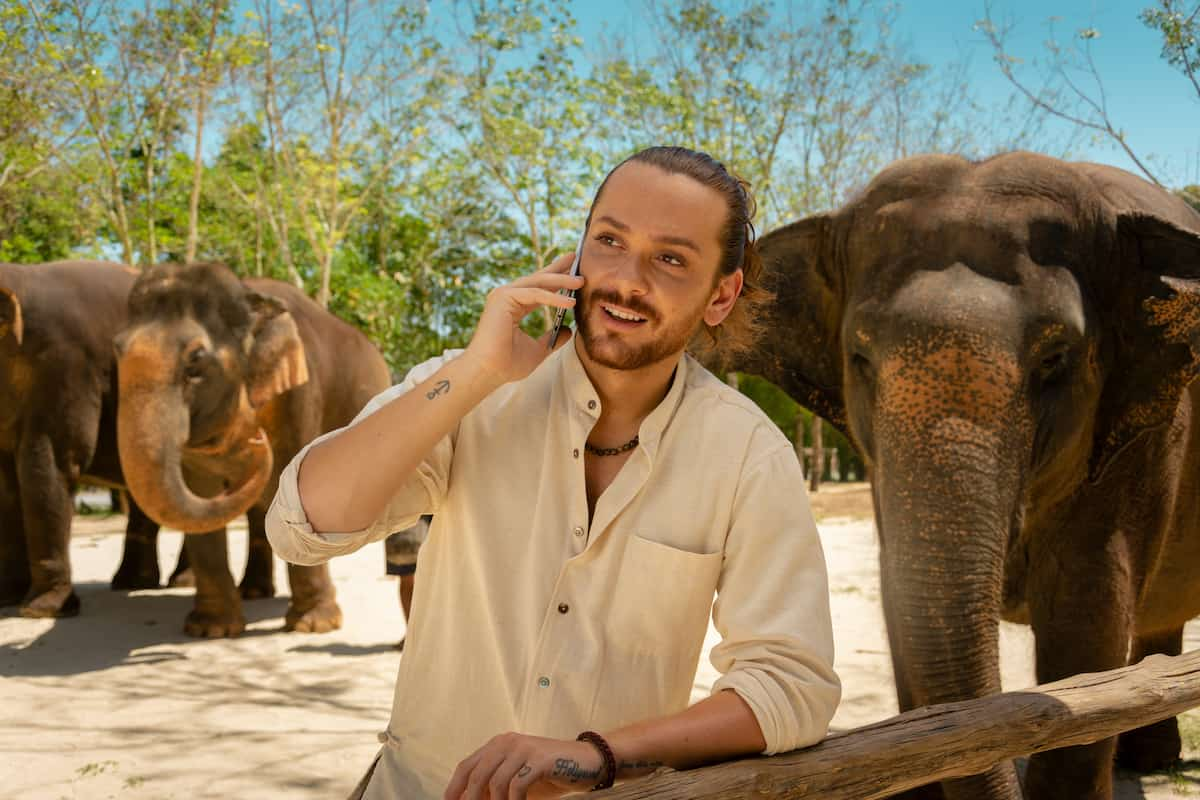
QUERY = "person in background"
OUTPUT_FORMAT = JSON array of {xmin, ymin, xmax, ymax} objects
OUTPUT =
[{"xmin": 383, "ymin": 515, "xmax": 429, "ymax": 650}]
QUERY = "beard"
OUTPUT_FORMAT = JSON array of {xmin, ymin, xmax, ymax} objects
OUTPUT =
[{"xmin": 575, "ymin": 286, "xmax": 707, "ymax": 371}]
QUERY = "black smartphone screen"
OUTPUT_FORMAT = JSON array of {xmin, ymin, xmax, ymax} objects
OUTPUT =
[{"xmin": 548, "ymin": 231, "xmax": 585, "ymax": 349}]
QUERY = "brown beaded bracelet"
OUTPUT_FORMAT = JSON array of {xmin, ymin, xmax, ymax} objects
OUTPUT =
[{"xmin": 576, "ymin": 730, "xmax": 616, "ymax": 791}]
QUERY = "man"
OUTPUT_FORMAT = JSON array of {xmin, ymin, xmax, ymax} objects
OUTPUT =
[{"xmin": 266, "ymin": 146, "xmax": 840, "ymax": 799}]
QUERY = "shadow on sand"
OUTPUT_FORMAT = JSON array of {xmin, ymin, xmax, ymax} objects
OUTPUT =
[{"xmin": 0, "ymin": 580, "xmax": 291, "ymax": 677}]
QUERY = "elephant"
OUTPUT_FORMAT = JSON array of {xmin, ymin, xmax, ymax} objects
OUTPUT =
[
  {"xmin": 0, "ymin": 261, "xmax": 192, "ymax": 617},
  {"xmin": 736, "ymin": 152, "xmax": 1200, "ymax": 800},
  {"xmin": 113, "ymin": 261, "xmax": 391, "ymax": 637}
]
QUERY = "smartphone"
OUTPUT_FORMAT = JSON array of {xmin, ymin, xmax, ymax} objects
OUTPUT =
[{"xmin": 547, "ymin": 230, "xmax": 585, "ymax": 349}]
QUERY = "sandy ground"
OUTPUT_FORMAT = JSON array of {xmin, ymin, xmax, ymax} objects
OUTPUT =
[{"xmin": 2, "ymin": 484, "xmax": 1199, "ymax": 799}]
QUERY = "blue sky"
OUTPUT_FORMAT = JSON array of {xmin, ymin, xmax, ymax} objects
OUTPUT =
[{"xmin": 569, "ymin": 0, "xmax": 1200, "ymax": 187}]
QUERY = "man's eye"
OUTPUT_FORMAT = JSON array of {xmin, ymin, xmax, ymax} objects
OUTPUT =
[
  {"xmin": 660, "ymin": 253, "xmax": 684, "ymax": 267},
  {"xmin": 597, "ymin": 234, "xmax": 618, "ymax": 246}
]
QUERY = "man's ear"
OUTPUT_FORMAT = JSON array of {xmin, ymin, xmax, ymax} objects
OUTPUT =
[
  {"xmin": 244, "ymin": 291, "xmax": 309, "ymax": 408},
  {"xmin": 0, "ymin": 286, "xmax": 22, "ymax": 346},
  {"xmin": 1090, "ymin": 212, "xmax": 1200, "ymax": 481},
  {"xmin": 703, "ymin": 268, "xmax": 744, "ymax": 327},
  {"xmin": 732, "ymin": 213, "xmax": 848, "ymax": 434}
]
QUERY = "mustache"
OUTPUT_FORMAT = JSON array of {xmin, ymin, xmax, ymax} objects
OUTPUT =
[{"xmin": 584, "ymin": 288, "xmax": 658, "ymax": 322}]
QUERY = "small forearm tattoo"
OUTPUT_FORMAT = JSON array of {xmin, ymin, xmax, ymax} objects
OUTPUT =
[
  {"xmin": 425, "ymin": 379, "xmax": 450, "ymax": 400},
  {"xmin": 619, "ymin": 759, "xmax": 663, "ymax": 771},
  {"xmin": 552, "ymin": 758, "xmax": 600, "ymax": 783}
]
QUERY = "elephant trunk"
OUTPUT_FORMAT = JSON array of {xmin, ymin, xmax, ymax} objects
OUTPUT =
[
  {"xmin": 874, "ymin": 414, "xmax": 1026, "ymax": 800},
  {"xmin": 117, "ymin": 333, "xmax": 272, "ymax": 533}
]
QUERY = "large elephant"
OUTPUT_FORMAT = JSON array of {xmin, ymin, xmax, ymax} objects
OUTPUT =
[
  {"xmin": 114, "ymin": 261, "xmax": 391, "ymax": 637},
  {"xmin": 738, "ymin": 152, "xmax": 1200, "ymax": 800},
  {"xmin": 0, "ymin": 261, "xmax": 187, "ymax": 617}
]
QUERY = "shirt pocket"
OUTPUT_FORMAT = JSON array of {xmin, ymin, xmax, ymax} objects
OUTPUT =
[{"xmin": 605, "ymin": 534, "xmax": 723, "ymax": 655}]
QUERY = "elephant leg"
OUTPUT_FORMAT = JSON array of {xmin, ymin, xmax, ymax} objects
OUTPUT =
[
  {"xmin": 1116, "ymin": 627, "xmax": 1184, "ymax": 772},
  {"xmin": 182, "ymin": 528, "xmax": 244, "ymax": 638},
  {"xmin": 167, "ymin": 540, "xmax": 194, "ymax": 587},
  {"xmin": 17, "ymin": 434, "xmax": 79, "ymax": 618},
  {"xmin": 285, "ymin": 561, "xmax": 342, "ymax": 634},
  {"xmin": 0, "ymin": 453, "xmax": 30, "ymax": 606},
  {"xmin": 239, "ymin": 507, "xmax": 275, "ymax": 599},
  {"xmin": 1024, "ymin": 536, "xmax": 1135, "ymax": 800},
  {"xmin": 111, "ymin": 496, "xmax": 162, "ymax": 590}
]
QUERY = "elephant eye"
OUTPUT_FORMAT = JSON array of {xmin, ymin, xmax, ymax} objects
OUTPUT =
[
  {"xmin": 1037, "ymin": 350, "xmax": 1069, "ymax": 382},
  {"xmin": 850, "ymin": 352, "xmax": 875, "ymax": 385},
  {"xmin": 183, "ymin": 347, "xmax": 209, "ymax": 382}
]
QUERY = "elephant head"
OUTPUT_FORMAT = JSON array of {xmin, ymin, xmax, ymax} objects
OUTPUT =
[
  {"xmin": 737, "ymin": 152, "xmax": 1200, "ymax": 799},
  {"xmin": 114, "ymin": 262, "xmax": 309, "ymax": 534}
]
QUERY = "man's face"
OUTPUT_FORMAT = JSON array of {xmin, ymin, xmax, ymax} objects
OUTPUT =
[{"xmin": 575, "ymin": 161, "xmax": 734, "ymax": 371}]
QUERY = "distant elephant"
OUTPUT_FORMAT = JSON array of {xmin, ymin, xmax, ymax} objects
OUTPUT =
[
  {"xmin": 0, "ymin": 261, "xmax": 189, "ymax": 617},
  {"xmin": 114, "ymin": 261, "xmax": 391, "ymax": 637},
  {"xmin": 738, "ymin": 152, "xmax": 1200, "ymax": 800}
]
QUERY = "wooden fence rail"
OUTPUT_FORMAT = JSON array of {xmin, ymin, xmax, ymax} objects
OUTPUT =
[{"xmin": 595, "ymin": 650, "xmax": 1200, "ymax": 799}]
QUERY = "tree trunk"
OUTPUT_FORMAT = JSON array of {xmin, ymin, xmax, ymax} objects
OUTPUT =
[
  {"xmin": 809, "ymin": 416, "xmax": 823, "ymax": 492},
  {"xmin": 186, "ymin": 1, "xmax": 224, "ymax": 264},
  {"xmin": 794, "ymin": 415, "xmax": 805, "ymax": 478}
]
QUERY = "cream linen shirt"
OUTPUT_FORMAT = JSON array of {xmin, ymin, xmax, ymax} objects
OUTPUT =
[{"xmin": 265, "ymin": 338, "xmax": 840, "ymax": 799}]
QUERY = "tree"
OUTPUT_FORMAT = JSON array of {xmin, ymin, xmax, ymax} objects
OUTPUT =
[
  {"xmin": 442, "ymin": 0, "xmax": 601, "ymax": 287},
  {"xmin": 248, "ymin": 0, "xmax": 440, "ymax": 306},
  {"xmin": 979, "ymin": 0, "xmax": 1200, "ymax": 188}
]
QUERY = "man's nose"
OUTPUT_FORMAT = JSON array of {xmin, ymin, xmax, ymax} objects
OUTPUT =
[{"xmin": 608, "ymin": 252, "xmax": 649, "ymax": 293}]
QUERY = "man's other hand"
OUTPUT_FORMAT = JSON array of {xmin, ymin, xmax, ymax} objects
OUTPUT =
[{"xmin": 443, "ymin": 732, "xmax": 604, "ymax": 800}]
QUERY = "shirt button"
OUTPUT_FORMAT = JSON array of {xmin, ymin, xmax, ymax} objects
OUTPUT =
[
  {"xmin": 572, "ymin": 448, "xmax": 579, "ymax": 458},
  {"xmin": 573, "ymin": 526, "xmax": 584, "ymax": 537},
  {"xmin": 557, "ymin": 603, "xmax": 569, "ymax": 614},
  {"xmin": 538, "ymin": 676, "xmax": 551, "ymax": 688},
  {"xmin": 587, "ymin": 400, "xmax": 597, "ymax": 410}
]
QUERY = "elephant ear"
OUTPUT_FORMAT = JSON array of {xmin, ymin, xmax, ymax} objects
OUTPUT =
[
  {"xmin": 742, "ymin": 213, "xmax": 848, "ymax": 433},
  {"xmin": 245, "ymin": 291, "xmax": 309, "ymax": 408},
  {"xmin": 1090, "ymin": 212, "xmax": 1200, "ymax": 481},
  {"xmin": 0, "ymin": 286, "xmax": 21, "ymax": 346}
]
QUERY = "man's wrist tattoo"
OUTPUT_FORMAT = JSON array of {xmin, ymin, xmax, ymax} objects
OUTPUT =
[
  {"xmin": 619, "ymin": 759, "xmax": 663, "ymax": 771},
  {"xmin": 551, "ymin": 758, "xmax": 600, "ymax": 784},
  {"xmin": 425, "ymin": 379, "xmax": 450, "ymax": 400}
]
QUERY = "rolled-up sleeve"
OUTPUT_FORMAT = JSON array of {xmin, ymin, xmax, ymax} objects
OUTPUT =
[
  {"xmin": 709, "ymin": 441, "xmax": 841, "ymax": 755},
  {"xmin": 265, "ymin": 351, "xmax": 460, "ymax": 566}
]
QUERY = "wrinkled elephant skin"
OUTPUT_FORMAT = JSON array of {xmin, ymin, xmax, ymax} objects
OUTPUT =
[
  {"xmin": 737, "ymin": 152, "xmax": 1200, "ymax": 800},
  {"xmin": 115, "ymin": 262, "xmax": 390, "ymax": 638}
]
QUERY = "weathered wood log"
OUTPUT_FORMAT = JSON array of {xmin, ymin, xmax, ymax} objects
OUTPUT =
[{"xmin": 596, "ymin": 650, "xmax": 1200, "ymax": 799}]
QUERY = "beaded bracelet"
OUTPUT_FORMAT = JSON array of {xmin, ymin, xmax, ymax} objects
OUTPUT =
[{"xmin": 576, "ymin": 730, "xmax": 616, "ymax": 791}]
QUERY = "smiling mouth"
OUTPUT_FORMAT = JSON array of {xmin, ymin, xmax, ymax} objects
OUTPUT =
[{"xmin": 601, "ymin": 304, "xmax": 648, "ymax": 323}]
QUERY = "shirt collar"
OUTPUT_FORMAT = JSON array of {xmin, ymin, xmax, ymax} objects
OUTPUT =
[{"xmin": 559, "ymin": 334, "xmax": 690, "ymax": 459}]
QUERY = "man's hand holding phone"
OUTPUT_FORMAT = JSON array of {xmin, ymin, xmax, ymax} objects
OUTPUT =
[{"xmin": 463, "ymin": 251, "xmax": 584, "ymax": 387}]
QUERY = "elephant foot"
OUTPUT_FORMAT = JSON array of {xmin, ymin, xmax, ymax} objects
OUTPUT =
[
  {"xmin": 1117, "ymin": 718, "xmax": 1182, "ymax": 772},
  {"xmin": 285, "ymin": 596, "xmax": 343, "ymax": 633},
  {"xmin": 239, "ymin": 573, "xmax": 275, "ymax": 600},
  {"xmin": 20, "ymin": 584, "xmax": 80, "ymax": 618},
  {"xmin": 183, "ymin": 606, "xmax": 246, "ymax": 638},
  {"xmin": 167, "ymin": 567, "xmax": 195, "ymax": 588},
  {"xmin": 111, "ymin": 563, "xmax": 160, "ymax": 591}
]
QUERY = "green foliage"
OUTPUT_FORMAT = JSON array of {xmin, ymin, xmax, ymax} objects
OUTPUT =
[
  {"xmin": 1141, "ymin": 2, "xmax": 1200, "ymax": 87},
  {"xmin": 735, "ymin": 374, "xmax": 864, "ymax": 481},
  {"xmin": 1180, "ymin": 185, "xmax": 1200, "ymax": 212}
]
